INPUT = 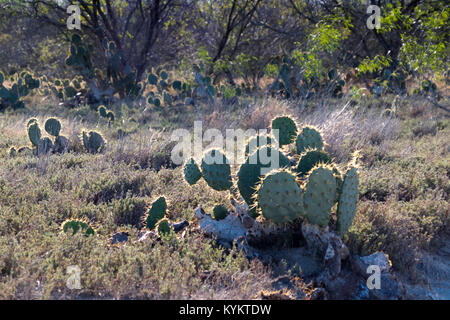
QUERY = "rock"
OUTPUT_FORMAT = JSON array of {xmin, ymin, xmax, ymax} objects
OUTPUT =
[
  {"xmin": 301, "ymin": 221, "xmax": 349, "ymax": 260},
  {"xmin": 172, "ymin": 220, "xmax": 189, "ymax": 233},
  {"xmin": 195, "ymin": 206, "xmax": 247, "ymax": 244},
  {"xmin": 109, "ymin": 232, "xmax": 129, "ymax": 244},
  {"xmin": 360, "ymin": 252, "xmax": 392, "ymax": 273},
  {"xmin": 368, "ymin": 273, "xmax": 406, "ymax": 300}
]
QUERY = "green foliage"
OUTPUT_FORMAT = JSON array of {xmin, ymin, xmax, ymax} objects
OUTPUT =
[{"xmin": 157, "ymin": 218, "xmax": 172, "ymax": 236}]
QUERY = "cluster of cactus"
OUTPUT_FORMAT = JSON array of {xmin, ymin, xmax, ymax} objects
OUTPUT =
[
  {"xmin": 80, "ymin": 130, "xmax": 106, "ymax": 154},
  {"xmin": 145, "ymin": 196, "xmax": 173, "ymax": 236},
  {"xmin": 269, "ymin": 58, "xmax": 346, "ymax": 100},
  {"xmin": 38, "ymin": 76, "xmax": 85, "ymax": 101},
  {"xmin": 65, "ymin": 34, "xmax": 143, "ymax": 105},
  {"xmin": 146, "ymin": 69, "xmax": 195, "ymax": 107},
  {"xmin": 184, "ymin": 115, "xmax": 359, "ymax": 236},
  {"xmin": 98, "ymin": 105, "xmax": 115, "ymax": 123},
  {"xmin": 61, "ymin": 219, "xmax": 96, "ymax": 236},
  {"xmin": 0, "ymin": 71, "xmax": 40, "ymax": 111},
  {"xmin": 10, "ymin": 118, "xmax": 70, "ymax": 157}
]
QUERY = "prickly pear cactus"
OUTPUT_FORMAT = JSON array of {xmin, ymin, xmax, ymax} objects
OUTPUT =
[
  {"xmin": 61, "ymin": 219, "xmax": 96, "ymax": 236},
  {"xmin": 201, "ymin": 149, "xmax": 232, "ymax": 191},
  {"xmin": 295, "ymin": 149, "xmax": 331, "ymax": 177},
  {"xmin": 183, "ymin": 158, "xmax": 202, "ymax": 185},
  {"xmin": 271, "ymin": 116, "xmax": 298, "ymax": 146},
  {"xmin": 336, "ymin": 166, "xmax": 359, "ymax": 236},
  {"xmin": 37, "ymin": 137, "xmax": 53, "ymax": 155},
  {"xmin": 296, "ymin": 126, "xmax": 324, "ymax": 154},
  {"xmin": 81, "ymin": 130, "xmax": 105, "ymax": 154},
  {"xmin": 146, "ymin": 196, "xmax": 167, "ymax": 229},
  {"xmin": 255, "ymin": 169, "xmax": 305, "ymax": 223},
  {"xmin": 237, "ymin": 146, "xmax": 291, "ymax": 217},
  {"xmin": 213, "ymin": 205, "xmax": 229, "ymax": 221},
  {"xmin": 157, "ymin": 219, "xmax": 171, "ymax": 235},
  {"xmin": 27, "ymin": 121, "xmax": 41, "ymax": 146},
  {"xmin": 304, "ymin": 165, "xmax": 336, "ymax": 227},
  {"xmin": 44, "ymin": 118, "xmax": 61, "ymax": 137},
  {"xmin": 98, "ymin": 105, "xmax": 107, "ymax": 117}
]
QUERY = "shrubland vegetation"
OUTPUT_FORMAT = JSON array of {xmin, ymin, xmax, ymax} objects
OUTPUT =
[{"xmin": 0, "ymin": 0, "xmax": 448, "ymax": 299}]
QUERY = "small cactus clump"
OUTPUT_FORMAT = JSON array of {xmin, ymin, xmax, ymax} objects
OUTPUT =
[
  {"xmin": 81, "ymin": 130, "xmax": 106, "ymax": 154},
  {"xmin": 145, "ymin": 196, "xmax": 167, "ymax": 229},
  {"xmin": 184, "ymin": 115, "xmax": 360, "ymax": 238},
  {"xmin": 61, "ymin": 219, "xmax": 96, "ymax": 236},
  {"xmin": 20, "ymin": 117, "xmax": 69, "ymax": 156}
]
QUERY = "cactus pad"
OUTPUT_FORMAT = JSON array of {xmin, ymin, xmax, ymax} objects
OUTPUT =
[
  {"xmin": 336, "ymin": 166, "xmax": 359, "ymax": 236},
  {"xmin": 213, "ymin": 205, "xmax": 229, "ymax": 221},
  {"xmin": 237, "ymin": 147, "xmax": 290, "ymax": 217},
  {"xmin": 271, "ymin": 116, "xmax": 298, "ymax": 146},
  {"xmin": 45, "ymin": 118, "xmax": 61, "ymax": 137},
  {"xmin": 146, "ymin": 196, "xmax": 167, "ymax": 229},
  {"xmin": 295, "ymin": 149, "xmax": 331, "ymax": 176},
  {"xmin": 27, "ymin": 122, "xmax": 41, "ymax": 146},
  {"xmin": 183, "ymin": 158, "xmax": 202, "ymax": 185},
  {"xmin": 81, "ymin": 130, "xmax": 105, "ymax": 154},
  {"xmin": 201, "ymin": 149, "xmax": 232, "ymax": 191},
  {"xmin": 37, "ymin": 137, "xmax": 53, "ymax": 155},
  {"xmin": 255, "ymin": 169, "xmax": 305, "ymax": 223},
  {"xmin": 296, "ymin": 126, "xmax": 324, "ymax": 154},
  {"xmin": 304, "ymin": 165, "xmax": 336, "ymax": 227},
  {"xmin": 157, "ymin": 219, "xmax": 171, "ymax": 235}
]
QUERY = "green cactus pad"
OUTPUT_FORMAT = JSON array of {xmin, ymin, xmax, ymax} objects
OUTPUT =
[
  {"xmin": 336, "ymin": 166, "xmax": 359, "ymax": 236},
  {"xmin": 304, "ymin": 165, "xmax": 336, "ymax": 227},
  {"xmin": 245, "ymin": 134, "xmax": 274, "ymax": 156},
  {"xmin": 62, "ymin": 219, "xmax": 95, "ymax": 236},
  {"xmin": 295, "ymin": 149, "xmax": 331, "ymax": 177},
  {"xmin": 271, "ymin": 116, "xmax": 298, "ymax": 146},
  {"xmin": 81, "ymin": 130, "xmax": 105, "ymax": 154},
  {"xmin": 237, "ymin": 146, "xmax": 291, "ymax": 217},
  {"xmin": 44, "ymin": 118, "xmax": 61, "ymax": 137},
  {"xmin": 256, "ymin": 169, "xmax": 304, "ymax": 223},
  {"xmin": 37, "ymin": 137, "xmax": 53, "ymax": 155},
  {"xmin": 98, "ymin": 105, "xmax": 107, "ymax": 117},
  {"xmin": 157, "ymin": 219, "xmax": 171, "ymax": 235},
  {"xmin": 213, "ymin": 205, "xmax": 229, "ymax": 221},
  {"xmin": 296, "ymin": 126, "xmax": 324, "ymax": 154},
  {"xmin": 183, "ymin": 158, "xmax": 202, "ymax": 185},
  {"xmin": 27, "ymin": 122, "xmax": 41, "ymax": 146},
  {"xmin": 9, "ymin": 147, "xmax": 17, "ymax": 157},
  {"xmin": 146, "ymin": 196, "xmax": 167, "ymax": 229},
  {"xmin": 200, "ymin": 149, "xmax": 232, "ymax": 191},
  {"xmin": 54, "ymin": 135, "xmax": 70, "ymax": 153}
]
